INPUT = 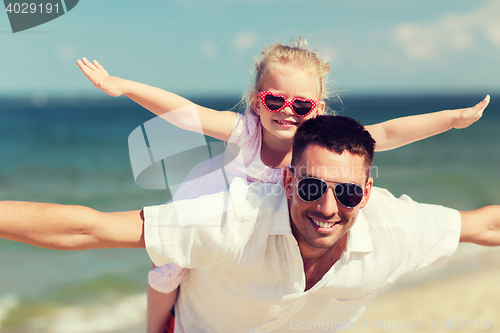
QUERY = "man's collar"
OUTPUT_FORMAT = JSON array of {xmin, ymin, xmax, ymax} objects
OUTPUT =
[
  {"xmin": 345, "ymin": 210, "xmax": 373, "ymax": 254},
  {"xmin": 270, "ymin": 183, "xmax": 292, "ymax": 235}
]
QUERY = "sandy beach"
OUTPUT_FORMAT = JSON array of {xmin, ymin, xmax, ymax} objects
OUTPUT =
[{"xmin": 348, "ymin": 244, "xmax": 500, "ymax": 333}]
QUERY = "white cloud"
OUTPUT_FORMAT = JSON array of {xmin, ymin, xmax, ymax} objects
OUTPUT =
[
  {"xmin": 393, "ymin": 24, "xmax": 437, "ymax": 60},
  {"xmin": 393, "ymin": 0, "xmax": 500, "ymax": 60},
  {"xmin": 486, "ymin": 22, "xmax": 500, "ymax": 45},
  {"xmin": 57, "ymin": 44, "xmax": 77, "ymax": 64},
  {"xmin": 200, "ymin": 40, "xmax": 218, "ymax": 59},
  {"xmin": 233, "ymin": 31, "xmax": 258, "ymax": 52}
]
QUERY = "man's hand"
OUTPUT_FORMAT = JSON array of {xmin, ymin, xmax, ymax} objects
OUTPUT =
[
  {"xmin": 77, "ymin": 57, "xmax": 126, "ymax": 97},
  {"xmin": 452, "ymin": 95, "xmax": 490, "ymax": 129},
  {"xmin": 460, "ymin": 205, "xmax": 500, "ymax": 246}
]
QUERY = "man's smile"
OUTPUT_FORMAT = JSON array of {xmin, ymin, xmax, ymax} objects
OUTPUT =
[{"xmin": 309, "ymin": 216, "xmax": 343, "ymax": 233}]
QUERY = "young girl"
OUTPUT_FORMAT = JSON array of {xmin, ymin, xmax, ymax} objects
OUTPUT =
[{"xmin": 78, "ymin": 38, "xmax": 489, "ymax": 333}]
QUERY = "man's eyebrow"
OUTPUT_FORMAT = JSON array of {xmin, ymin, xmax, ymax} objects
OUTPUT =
[{"xmin": 298, "ymin": 173, "xmax": 320, "ymax": 179}]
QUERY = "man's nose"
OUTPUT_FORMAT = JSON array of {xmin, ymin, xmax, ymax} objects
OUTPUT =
[{"xmin": 315, "ymin": 187, "xmax": 339, "ymax": 217}]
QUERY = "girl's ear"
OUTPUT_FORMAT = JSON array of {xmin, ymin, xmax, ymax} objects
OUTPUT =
[
  {"xmin": 250, "ymin": 92, "xmax": 261, "ymax": 115},
  {"xmin": 316, "ymin": 101, "xmax": 326, "ymax": 116}
]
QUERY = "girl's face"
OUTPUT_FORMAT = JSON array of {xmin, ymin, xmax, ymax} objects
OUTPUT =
[{"xmin": 252, "ymin": 64, "xmax": 325, "ymax": 143}]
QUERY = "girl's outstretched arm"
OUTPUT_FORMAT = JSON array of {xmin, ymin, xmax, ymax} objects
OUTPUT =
[
  {"xmin": 77, "ymin": 58, "xmax": 236, "ymax": 141},
  {"xmin": 366, "ymin": 95, "xmax": 490, "ymax": 152}
]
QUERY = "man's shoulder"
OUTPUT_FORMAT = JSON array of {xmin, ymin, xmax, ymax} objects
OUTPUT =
[
  {"xmin": 233, "ymin": 180, "xmax": 288, "ymax": 224},
  {"xmin": 360, "ymin": 186, "xmax": 460, "ymax": 242},
  {"xmin": 145, "ymin": 178, "xmax": 285, "ymax": 229},
  {"xmin": 144, "ymin": 178, "xmax": 288, "ymax": 267}
]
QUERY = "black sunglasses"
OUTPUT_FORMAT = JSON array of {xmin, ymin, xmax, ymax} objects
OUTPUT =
[{"xmin": 296, "ymin": 177, "xmax": 365, "ymax": 208}]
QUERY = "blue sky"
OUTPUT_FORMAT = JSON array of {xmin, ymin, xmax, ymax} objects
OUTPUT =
[{"xmin": 1, "ymin": 0, "xmax": 499, "ymax": 99}]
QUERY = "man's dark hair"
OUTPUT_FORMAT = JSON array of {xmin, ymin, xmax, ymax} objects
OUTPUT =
[{"xmin": 291, "ymin": 115, "xmax": 375, "ymax": 168}]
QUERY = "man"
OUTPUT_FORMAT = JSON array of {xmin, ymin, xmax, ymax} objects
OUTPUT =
[{"xmin": 1, "ymin": 116, "xmax": 499, "ymax": 332}]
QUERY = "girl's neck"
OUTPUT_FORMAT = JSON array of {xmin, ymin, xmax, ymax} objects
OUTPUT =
[{"xmin": 260, "ymin": 130, "xmax": 294, "ymax": 169}]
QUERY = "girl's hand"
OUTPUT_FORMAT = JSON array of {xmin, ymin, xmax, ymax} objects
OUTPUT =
[
  {"xmin": 452, "ymin": 95, "xmax": 490, "ymax": 129},
  {"xmin": 77, "ymin": 57, "xmax": 125, "ymax": 97}
]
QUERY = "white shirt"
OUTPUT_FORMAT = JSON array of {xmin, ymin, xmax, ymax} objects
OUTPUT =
[{"xmin": 145, "ymin": 179, "xmax": 461, "ymax": 333}]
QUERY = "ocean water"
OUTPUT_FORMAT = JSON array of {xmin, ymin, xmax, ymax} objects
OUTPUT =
[{"xmin": 0, "ymin": 94, "xmax": 499, "ymax": 332}]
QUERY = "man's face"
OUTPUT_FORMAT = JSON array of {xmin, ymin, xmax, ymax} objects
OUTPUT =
[{"xmin": 284, "ymin": 144, "xmax": 373, "ymax": 255}]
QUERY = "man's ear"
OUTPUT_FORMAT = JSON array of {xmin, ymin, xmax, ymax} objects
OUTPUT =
[
  {"xmin": 283, "ymin": 166, "xmax": 294, "ymax": 199},
  {"xmin": 359, "ymin": 177, "xmax": 373, "ymax": 209}
]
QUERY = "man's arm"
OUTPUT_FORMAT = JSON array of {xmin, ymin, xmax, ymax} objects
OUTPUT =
[
  {"xmin": 0, "ymin": 201, "xmax": 145, "ymax": 250},
  {"xmin": 460, "ymin": 205, "xmax": 500, "ymax": 246}
]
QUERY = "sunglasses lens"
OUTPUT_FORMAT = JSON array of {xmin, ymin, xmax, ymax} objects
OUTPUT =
[
  {"xmin": 264, "ymin": 94, "xmax": 285, "ymax": 111},
  {"xmin": 297, "ymin": 178, "xmax": 364, "ymax": 207},
  {"xmin": 297, "ymin": 178, "xmax": 327, "ymax": 202},
  {"xmin": 292, "ymin": 100, "xmax": 313, "ymax": 116},
  {"xmin": 334, "ymin": 183, "xmax": 364, "ymax": 208}
]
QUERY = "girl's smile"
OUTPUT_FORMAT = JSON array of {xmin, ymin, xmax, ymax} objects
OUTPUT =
[{"xmin": 274, "ymin": 118, "xmax": 299, "ymax": 128}]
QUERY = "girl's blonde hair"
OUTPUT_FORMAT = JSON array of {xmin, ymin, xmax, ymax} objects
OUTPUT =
[{"xmin": 243, "ymin": 37, "xmax": 333, "ymax": 115}]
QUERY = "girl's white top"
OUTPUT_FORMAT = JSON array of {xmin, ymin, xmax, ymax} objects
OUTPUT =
[{"xmin": 227, "ymin": 111, "xmax": 284, "ymax": 184}]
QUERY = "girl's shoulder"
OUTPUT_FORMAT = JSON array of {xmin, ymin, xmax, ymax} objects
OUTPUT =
[
  {"xmin": 227, "ymin": 111, "xmax": 283, "ymax": 184},
  {"xmin": 227, "ymin": 111, "xmax": 260, "ymax": 145}
]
